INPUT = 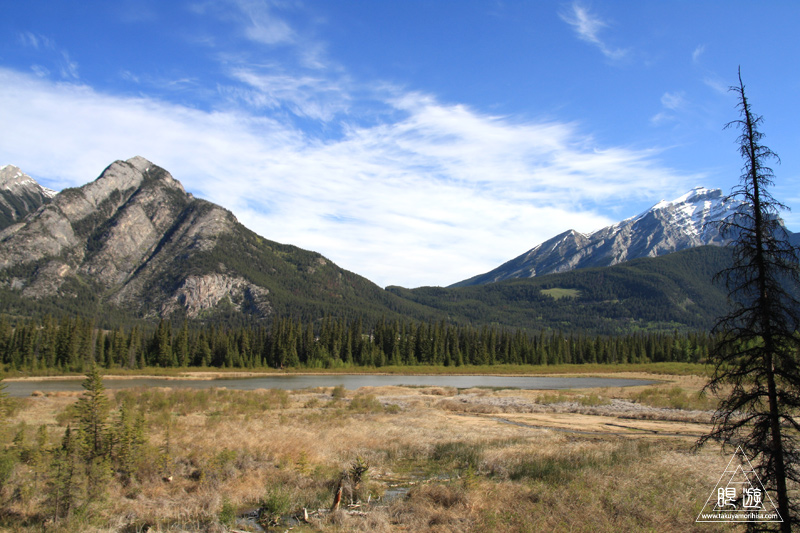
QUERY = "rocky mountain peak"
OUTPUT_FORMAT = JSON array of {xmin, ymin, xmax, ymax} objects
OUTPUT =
[
  {"xmin": 88, "ymin": 157, "xmax": 182, "ymax": 197},
  {"xmin": 1, "ymin": 164, "xmax": 29, "ymax": 188},
  {"xmin": 452, "ymin": 187, "xmax": 750, "ymax": 287},
  {"xmin": 0, "ymin": 157, "xmax": 276, "ymax": 319},
  {"xmin": 649, "ymin": 186, "xmax": 720, "ymax": 209},
  {"xmin": 126, "ymin": 155, "xmax": 153, "ymax": 172},
  {"xmin": 0, "ymin": 165, "xmax": 57, "ymax": 230},
  {"xmin": 0, "ymin": 165, "xmax": 56, "ymax": 197},
  {"xmin": 0, "ymin": 157, "xmax": 404, "ymax": 324}
]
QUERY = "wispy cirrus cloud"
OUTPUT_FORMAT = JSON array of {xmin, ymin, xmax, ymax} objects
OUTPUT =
[
  {"xmin": 0, "ymin": 67, "xmax": 698, "ymax": 287},
  {"xmin": 190, "ymin": 0, "xmax": 295, "ymax": 46},
  {"xmin": 224, "ymin": 68, "xmax": 352, "ymax": 121},
  {"xmin": 560, "ymin": 2, "xmax": 627, "ymax": 61},
  {"xmin": 703, "ymin": 75, "xmax": 729, "ymax": 96},
  {"xmin": 692, "ymin": 44, "xmax": 706, "ymax": 64},
  {"xmin": 651, "ymin": 91, "xmax": 688, "ymax": 124},
  {"xmin": 234, "ymin": 0, "xmax": 295, "ymax": 45},
  {"xmin": 18, "ymin": 31, "xmax": 79, "ymax": 79},
  {"xmin": 18, "ymin": 32, "xmax": 54, "ymax": 50}
]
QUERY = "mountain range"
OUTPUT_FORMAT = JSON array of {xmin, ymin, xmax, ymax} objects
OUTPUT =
[
  {"xmin": 0, "ymin": 157, "xmax": 754, "ymax": 333},
  {"xmin": 0, "ymin": 157, "xmax": 437, "ymax": 325},
  {"xmin": 452, "ymin": 187, "xmax": 746, "ymax": 287}
]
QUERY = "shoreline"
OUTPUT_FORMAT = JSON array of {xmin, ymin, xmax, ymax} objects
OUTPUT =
[{"xmin": 4, "ymin": 369, "xmax": 672, "ymax": 383}]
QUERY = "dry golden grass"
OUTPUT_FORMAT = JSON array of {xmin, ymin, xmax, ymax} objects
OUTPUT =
[{"xmin": 0, "ymin": 378, "xmax": 748, "ymax": 532}]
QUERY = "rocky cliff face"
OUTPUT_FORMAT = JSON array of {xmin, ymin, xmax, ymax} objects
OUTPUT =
[
  {"xmin": 453, "ymin": 187, "xmax": 749, "ymax": 287},
  {"xmin": 0, "ymin": 156, "xmax": 434, "ymax": 325},
  {"xmin": 0, "ymin": 165, "xmax": 56, "ymax": 230},
  {"xmin": 0, "ymin": 157, "xmax": 272, "ymax": 319}
]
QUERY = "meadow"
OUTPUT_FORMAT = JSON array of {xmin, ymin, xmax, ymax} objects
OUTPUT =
[{"xmin": 0, "ymin": 367, "xmax": 744, "ymax": 532}]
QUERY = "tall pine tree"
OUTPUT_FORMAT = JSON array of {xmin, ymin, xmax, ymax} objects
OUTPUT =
[{"xmin": 699, "ymin": 70, "xmax": 800, "ymax": 531}]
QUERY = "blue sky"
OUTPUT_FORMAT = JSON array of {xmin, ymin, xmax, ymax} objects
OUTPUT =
[{"xmin": 1, "ymin": 1, "xmax": 799, "ymax": 288}]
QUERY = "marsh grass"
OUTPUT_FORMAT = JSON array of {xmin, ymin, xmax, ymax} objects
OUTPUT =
[
  {"xmin": 534, "ymin": 391, "xmax": 611, "ymax": 407},
  {"xmin": 113, "ymin": 387, "xmax": 290, "ymax": 418},
  {"xmin": 631, "ymin": 385, "xmax": 716, "ymax": 410},
  {"xmin": 431, "ymin": 440, "xmax": 484, "ymax": 472},
  {"xmin": 348, "ymin": 394, "xmax": 384, "ymax": 413},
  {"xmin": 0, "ymin": 379, "xmax": 735, "ymax": 532},
  {"xmin": 577, "ymin": 392, "xmax": 612, "ymax": 406},
  {"xmin": 535, "ymin": 392, "xmax": 570, "ymax": 404},
  {"xmin": 506, "ymin": 440, "xmax": 650, "ymax": 483}
]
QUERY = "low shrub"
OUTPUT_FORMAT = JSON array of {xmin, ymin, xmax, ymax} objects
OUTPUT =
[
  {"xmin": 348, "ymin": 394, "xmax": 384, "ymax": 413},
  {"xmin": 631, "ymin": 386, "xmax": 715, "ymax": 410}
]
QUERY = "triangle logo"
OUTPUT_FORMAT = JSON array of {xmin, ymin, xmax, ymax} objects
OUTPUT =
[{"xmin": 696, "ymin": 446, "xmax": 782, "ymax": 523}]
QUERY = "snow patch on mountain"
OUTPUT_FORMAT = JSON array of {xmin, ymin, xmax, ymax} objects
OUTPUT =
[
  {"xmin": 0, "ymin": 165, "xmax": 57, "ymax": 229},
  {"xmin": 452, "ymin": 187, "xmax": 748, "ymax": 287}
]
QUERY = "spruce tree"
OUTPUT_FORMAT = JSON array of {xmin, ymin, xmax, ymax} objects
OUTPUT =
[
  {"xmin": 0, "ymin": 376, "xmax": 8, "ymax": 424},
  {"xmin": 699, "ymin": 70, "xmax": 800, "ymax": 531},
  {"xmin": 75, "ymin": 365, "xmax": 112, "ymax": 501},
  {"xmin": 50, "ymin": 426, "xmax": 80, "ymax": 521},
  {"xmin": 76, "ymin": 365, "xmax": 110, "ymax": 462}
]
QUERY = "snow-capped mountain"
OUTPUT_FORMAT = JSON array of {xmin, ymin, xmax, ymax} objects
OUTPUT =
[
  {"xmin": 0, "ymin": 165, "xmax": 56, "ymax": 230},
  {"xmin": 451, "ymin": 187, "xmax": 749, "ymax": 287}
]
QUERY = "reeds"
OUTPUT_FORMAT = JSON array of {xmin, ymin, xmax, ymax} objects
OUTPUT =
[{"xmin": 0, "ymin": 381, "xmax": 740, "ymax": 532}]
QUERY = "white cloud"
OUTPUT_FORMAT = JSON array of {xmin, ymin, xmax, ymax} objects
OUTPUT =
[
  {"xmin": 560, "ymin": 2, "xmax": 627, "ymax": 61},
  {"xmin": 661, "ymin": 91, "xmax": 686, "ymax": 111},
  {"xmin": 692, "ymin": 44, "xmax": 705, "ymax": 64},
  {"xmin": 191, "ymin": 0, "xmax": 295, "ymax": 46},
  {"xmin": 0, "ymin": 68, "xmax": 697, "ymax": 288},
  {"xmin": 17, "ymin": 32, "xmax": 79, "ymax": 80},
  {"xmin": 224, "ymin": 68, "xmax": 351, "ymax": 120},
  {"xmin": 59, "ymin": 51, "xmax": 79, "ymax": 79},
  {"xmin": 31, "ymin": 65, "xmax": 50, "ymax": 78},
  {"xmin": 704, "ymin": 76, "xmax": 728, "ymax": 95},
  {"xmin": 235, "ymin": 0, "xmax": 295, "ymax": 45},
  {"xmin": 651, "ymin": 91, "xmax": 687, "ymax": 125}
]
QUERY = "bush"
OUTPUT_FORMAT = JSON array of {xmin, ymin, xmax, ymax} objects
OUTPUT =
[
  {"xmin": 261, "ymin": 486, "xmax": 293, "ymax": 517},
  {"xmin": 0, "ymin": 449, "xmax": 17, "ymax": 492},
  {"xmin": 578, "ymin": 393, "xmax": 610, "ymax": 406},
  {"xmin": 631, "ymin": 386, "xmax": 714, "ymax": 410},
  {"xmin": 218, "ymin": 498, "xmax": 236, "ymax": 527},
  {"xmin": 348, "ymin": 394, "xmax": 384, "ymax": 413},
  {"xmin": 331, "ymin": 385, "xmax": 346, "ymax": 399}
]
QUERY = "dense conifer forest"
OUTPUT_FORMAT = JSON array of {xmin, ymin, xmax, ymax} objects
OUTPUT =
[{"xmin": 0, "ymin": 314, "xmax": 713, "ymax": 372}]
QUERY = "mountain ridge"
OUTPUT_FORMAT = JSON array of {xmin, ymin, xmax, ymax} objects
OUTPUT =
[
  {"xmin": 0, "ymin": 157, "xmax": 747, "ymax": 335},
  {"xmin": 451, "ymin": 186, "xmax": 745, "ymax": 287},
  {"xmin": 0, "ymin": 157, "xmax": 441, "ymax": 325}
]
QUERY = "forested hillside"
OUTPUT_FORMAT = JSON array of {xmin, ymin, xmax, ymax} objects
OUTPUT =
[
  {"xmin": 389, "ymin": 245, "xmax": 733, "ymax": 335},
  {"xmin": 0, "ymin": 313, "xmax": 713, "ymax": 373}
]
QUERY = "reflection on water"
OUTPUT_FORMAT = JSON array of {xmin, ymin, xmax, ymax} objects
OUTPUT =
[{"xmin": 4, "ymin": 374, "xmax": 656, "ymax": 397}]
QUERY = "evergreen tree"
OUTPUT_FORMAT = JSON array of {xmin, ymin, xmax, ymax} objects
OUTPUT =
[
  {"xmin": 0, "ymin": 376, "xmax": 8, "ymax": 427},
  {"xmin": 112, "ymin": 401, "xmax": 147, "ymax": 483},
  {"xmin": 27, "ymin": 424, "xmax": 49, "ymax": 492},
  {"xmin": 49, "ymin": 426, "xmax": 81, "ymax": 522},
  {"xmin": 177, "ymin": 322, "xmax": 190, "ymax": 367},
  {"xmin": 74, "ymin": 365, "xmax": 112, "ymax": 502},
  {"xmin": 699, "ymin": 70, "xmax": 800, "ymax": 531},
  {"xmin": 75, "ymin": 365, "xmax": 110, "ymax": 462}
]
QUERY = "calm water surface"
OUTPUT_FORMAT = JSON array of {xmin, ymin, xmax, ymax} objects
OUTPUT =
[{"xmin": 4, "ymin": 374, "xmax": 657, "ymax": 397}]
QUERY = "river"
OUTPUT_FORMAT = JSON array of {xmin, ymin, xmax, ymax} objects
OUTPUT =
[{"xmin": 3, "ymin": 374, "xmax": 657, "ymax": 397}]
